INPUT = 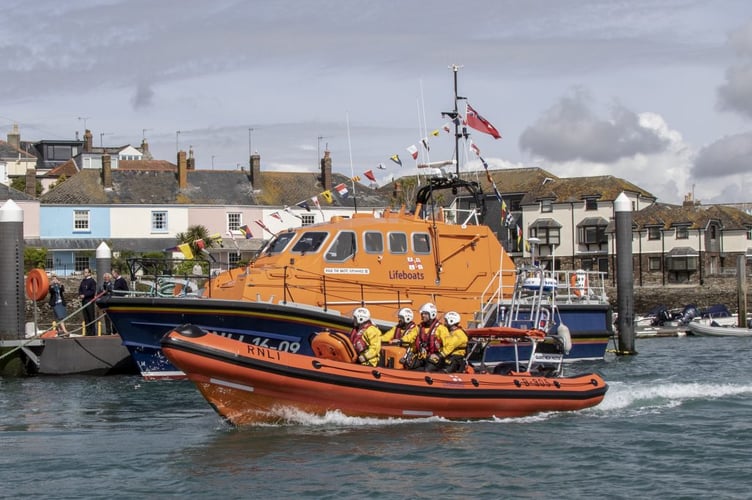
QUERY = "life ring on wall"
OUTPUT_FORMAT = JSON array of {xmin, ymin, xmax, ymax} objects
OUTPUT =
[
  {"xmin": 26, "ymin": 268, "xmax": 50, "ymax": 301},
  {"xmin": 570, "ymin": 270, "xmax": 588, "ymax": 297}
]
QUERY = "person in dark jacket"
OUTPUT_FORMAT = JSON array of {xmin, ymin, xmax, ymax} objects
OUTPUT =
[
  {"xmin": 78, "ymin": 268, "xmax": 97, "ymax": 336},
  {"xmin": 99, "ymin": 273, "xmax": 115, "ymax": 334},
  {"xmin": 48, "ymin": 274, "xmax": 69, "ymax": 335},
  {"xmin": 112, "ymin": 268, "xmax": 129, "ymax": 295}
]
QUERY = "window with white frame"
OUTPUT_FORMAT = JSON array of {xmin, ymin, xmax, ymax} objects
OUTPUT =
[
  {"xmin": 675, "ymin": 226, "xmax": 689, "ymax": 239},
  {"xmin": 73, "ymin": 210, "xmax": 90, "ymax": 231},
  {"xmin": 227, "ymin": 212, "xmax": 241, "ymax": 232},
  {"xmin": 228, "ymin": 251, "xmax": 241, "ymax": 266},
  {"xmin": 747, "ymin": 226, "xmax": 752, "ymax": 240},
  {"xmin": 301, "ymin": 214, "xmax": 315, "ymax": 226},
  {"xmin": 151, "ymin": 211, "xmax": 168, "ymax": 233}
]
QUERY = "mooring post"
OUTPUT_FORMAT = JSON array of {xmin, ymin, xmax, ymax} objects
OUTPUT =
[
  {"xmin": 0, "ymin": 200, "xmax": 25, "ymax": 340},
  {"xmin": 614, "ymin": 192, "xmax": 636, "ymax": 355},
  {"xmin": 738, "ymin": 255, "xmax": 748, "ymax": 328}
]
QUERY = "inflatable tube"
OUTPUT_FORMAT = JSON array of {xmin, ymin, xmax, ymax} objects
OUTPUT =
[
  {"xmin": 26, "ymin": 268, "xmax": 49, "ymax": 301},
  {"xmin": 312, "ymin": 331, "xmax": 358, "ymax": 363}
]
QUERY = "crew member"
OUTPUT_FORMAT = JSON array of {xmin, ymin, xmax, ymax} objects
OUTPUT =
[
  {"xmin": 381, "ymin": 307, "xmax": 417, "ymax": 344},
  {"xmin": 349, "ymin": 307, "xmax": 382, "ymax": 367},
  {"xmin": 425, "ymin": 311, "xmax": 468, "ymax": 373},
  {"xmin": 400, "ymin": 302, "xmax": 448, "ymax": 370}
]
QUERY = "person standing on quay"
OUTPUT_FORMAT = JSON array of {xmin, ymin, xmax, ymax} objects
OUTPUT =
[
  {"xmin": 112, "ymin": 268, "xmax": 129, "ymax": 295},
  {"xmin": 48, "ymin": 274, "xmax": 69, "ymax": 336},
  {"xmin": 78, "ymin": 268, "xmax": 97, "ymax": 336}
]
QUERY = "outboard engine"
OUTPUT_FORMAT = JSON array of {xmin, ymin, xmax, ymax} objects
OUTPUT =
[{"xmin": 554, "ymin": 323, "xmax": 572, "ymax": 355}]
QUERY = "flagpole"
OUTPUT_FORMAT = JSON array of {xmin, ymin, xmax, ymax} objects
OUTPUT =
[{"xmin": 346, "ymin": 112, "xmax": 358, "ymax": 212}]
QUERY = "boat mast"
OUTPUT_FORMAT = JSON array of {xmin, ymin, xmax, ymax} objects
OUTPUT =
[{"xmin": 452, "ymin": 64, "xmax": 462, "ymax": 177}]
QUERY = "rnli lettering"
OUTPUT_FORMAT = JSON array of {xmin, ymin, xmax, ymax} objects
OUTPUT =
[
  {"xmin": 246, "ymin": 345, "xmax": 281, "ymax": 360},
  {"xmin": 388, "ymin": 270, "xmax": 425, "ymax": 280}
]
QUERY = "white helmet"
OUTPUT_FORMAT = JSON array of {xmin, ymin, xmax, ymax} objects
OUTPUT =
[
  {"xmin": 444, "ymin": 311, "xmax": 461, "ymax": 327},
  {"xmin": 398, "ymin": 308, "xmax": 414, "ymax": 323},
  {"xmin": 419, "ymin": 302, "xmax": 437, "ymax": 320},
  {"xmin": 353, "ymin": 307, "xmax": 371, "ymax": 325}
]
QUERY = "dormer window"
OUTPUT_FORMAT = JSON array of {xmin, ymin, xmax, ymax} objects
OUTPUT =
[
  {"xmin": 584, "ymin": 198, "xmax": 598, "ymax": 211},
  {"xmin": 541, "ymin": 199, "xmax": 553, "ymax": 213},
  {"xmin": 647, "ymin": 227, "xmax": 661, "ymax": 240},
  {"xmin": 675, "ymin": 226, "xmax": 689, "ymax": 239}
]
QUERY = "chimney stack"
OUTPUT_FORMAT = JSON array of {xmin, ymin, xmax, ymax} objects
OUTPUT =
[
  {"xmin": 140, "ymin": 138, "xmax": 152, "ymax": 160},
  {"xmin": 321, "ymin": 150, "xmax": 332, "ymax": 190},
  {"xmin": 187, "ymin": 147, "xmax": 195, "ymax": 171},
  {"xmin": 84, "ymin": 129, "xmax": 93, "ymax": 153},
  {"xmin": 25, "ymin": 167, "xmax": 36, "ymax": 197},
  {"xmin": 250, "ymin": 153, "xmax": 261, "ymax": 187},
  {"xmin": 7, "ymin": 124, "xmax": 20, "ymax": 150},
  {"xmin": 102, "ymin": 155, "xmax": 112, "ymax": 189},
  {"xmin": 177, "ymin": 150, "xmax": 188, "ymax": 189}
]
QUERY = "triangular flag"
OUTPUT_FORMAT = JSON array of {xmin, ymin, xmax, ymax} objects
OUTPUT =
[
  {"xmin": 270, "ymin": 212, "xmax": 282, "ymax": 220},
  {"xmin": 406, "ymin": 144, "xmax": 418, "ymax": 160},
  {"xmin": 351, "ymin": 175, "xmax": 361, "ymax": 182},
  {"xmin": 442, "ymin": 122, "xmax": 452, "ymax": 133},
  {"xmin": 431, "ymin": 129, "xmax": 440, "ymax": 137},
  {"xmin": 466, "ymin": 103, "xmax": 502, "ymax": 139},
  {"xmin": 364, "ymin": 170, "xmax": 376, "ymax": 182},
  {"xmin": 377, "ymin": 163, "xmax": 386, "ymax": 170},
  {"xmin": 470, "ymin": 140, "xmax": 480, "ymax": 156},
  {"xmin": 255, "ymin": 219, "xmax": 269, "ymax": 231},
  {"xmin": 311, "ymin": 196, "xmax": 321, "ymax": 209},
  {"xmin": 164, "ymin": 245, "xmax": 179, "ymax": 252},
  {"xmin": 492, "ymin": 185, "xmax": 503, "ymax": 203},
  {"xmin": 321, "ymin": 190, "xmax": 333, "ymax": 203},
  {"xmin": 390, "ymin": 154, "xmax": 402, "ymax": 166},
  {"xmin": 421, "ymin": 138, "xmax": 430, "ymax": 151},
  {"xmin": 297, "ymin": 200, "xmax": 311, "ymax": 212},
  {"xmin": 178, "ymin": 243, "xmax": 194, "ymax": 259},
  {"xmin": 196, "ymin": 239, "xmax": 206, "ymax": 250},
  {"xmin": 334, "ymin": 183, "xmax": 349, "ymax": 198}
]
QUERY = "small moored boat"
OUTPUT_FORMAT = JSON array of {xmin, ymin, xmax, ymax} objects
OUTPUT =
[
  {"xmin": 686, "ymin": 321, "xmax": 752, "ymax": 338},
  {"xmin": 161, "ymin": 323, "xmax": 608, "ymax": 425}
]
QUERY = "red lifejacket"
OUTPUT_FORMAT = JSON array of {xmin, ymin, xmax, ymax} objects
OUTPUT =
[
  {"xmin": 415, "ymin": 319, "xmax": 441, "ymax": 355},
  {"xmin": 349, "ymin": 322, "xmax": 371, "ymax": 353},
  {"xmin": 393, "ymin": 321, "xmax": 415, "ymax": 340}
]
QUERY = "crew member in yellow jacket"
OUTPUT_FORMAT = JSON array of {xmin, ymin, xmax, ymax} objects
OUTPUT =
[{"xmin": 349, "ymin": 307, "xmax": 382, "ymax": 367}]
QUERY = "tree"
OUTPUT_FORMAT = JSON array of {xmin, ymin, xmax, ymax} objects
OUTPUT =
[
  {"xmin": 175, "ymin": 224, "xmax": 219, "ymax": 257},
  {"xmin": 11, "ymin": 176, "xmax": 43, "ymax": 196},
  {"xmin": 24, "ymin": 247, "xmax": 48, "ymax": 271}
]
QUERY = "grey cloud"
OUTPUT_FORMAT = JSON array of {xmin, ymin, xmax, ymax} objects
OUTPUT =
[
  {"xmin": 729, "ymin": 20, "xmax": 752, "ymax": 56},
  {"xmin": 717, "ymin": 63, "xmax": 752, "ymax": 119},
  {"xmin": 519, "ymin": 88, "xmax": 669, "ymax": 163},
  {"xmin": 691, "ymin": 132, "xmax": 752, "ymax": 178},
  {"xmin": 131, "ymin": 82, "xmax": 154, "ymax": 110}
]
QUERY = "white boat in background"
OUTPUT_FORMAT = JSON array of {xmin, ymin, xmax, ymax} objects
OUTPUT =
[{"xmin": 687, "ymin": 320, "xmax": 752, "ymax": 337}]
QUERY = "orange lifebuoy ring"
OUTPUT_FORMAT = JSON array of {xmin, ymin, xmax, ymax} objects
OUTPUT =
[
  {"xmin": 570, "ymin": 271, "xmax": 588, "ymax": 297},
  {"xmin": 26, "ymin": 268, "xmax": 49, "ymax": 301}
]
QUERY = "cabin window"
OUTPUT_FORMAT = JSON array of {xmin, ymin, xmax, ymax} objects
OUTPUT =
[
  {"xmin": 364, "ymin": 231, "xmax": 383, "ymax": 254},
  {"xmin": 647, "ymin": 227, "xmax": 661, "ymax": 240},
  {"xmin": 325, "ymin": 231, "xmax": 357, "ymax": 262},
  {"xmin": 412, "ymin": 233, "xmax": 431, "ymax": 254},
  {"xmin": 291, "ymin": 231, "xmax": 327, "ymax": 253},
  {"xmin": 263, "ymin": 232, "xmax": 295, "ymax": 255},
  {"xmin": 389, "ymin": 232, "xmax": 408, "ymax": 254}
]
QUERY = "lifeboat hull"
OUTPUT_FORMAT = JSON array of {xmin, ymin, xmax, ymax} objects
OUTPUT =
[{"xmin": 161, "ymin": 326, "xmax": 608, "ymax": 425}]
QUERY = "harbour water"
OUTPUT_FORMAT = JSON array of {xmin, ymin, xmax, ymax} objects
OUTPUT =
[{"xmin": 2, "ymin": 336, "xmax": 751, "ymax": 499}]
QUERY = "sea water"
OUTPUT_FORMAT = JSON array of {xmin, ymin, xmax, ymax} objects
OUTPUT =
[{"xmin": 1, "ymin": 336, "xmax": 751, "ymax": 499}]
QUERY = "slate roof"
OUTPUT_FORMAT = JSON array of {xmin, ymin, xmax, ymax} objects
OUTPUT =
[
  {"xmin": 39, "ymin": 168, "xmax": 392, "ymax": 208},
  {"xmin": 518, "ymin": 175, "xmax": 655, "ymax": 205},
  {"xmin": 0, "ymin": 182, "xmax": 35, "ymax": 201},
  {"xmin": 0, "ymin": 140, "xmax": 36, "ymax": 160},
  {"xmin": 633, "ymin": 202, "xmax": 752, "ymax": 230}
]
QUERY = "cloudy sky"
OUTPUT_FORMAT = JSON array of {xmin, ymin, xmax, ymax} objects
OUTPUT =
[{"xmin": 2, "ymin": 0, "xmax": 752, "ymax": 205}]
